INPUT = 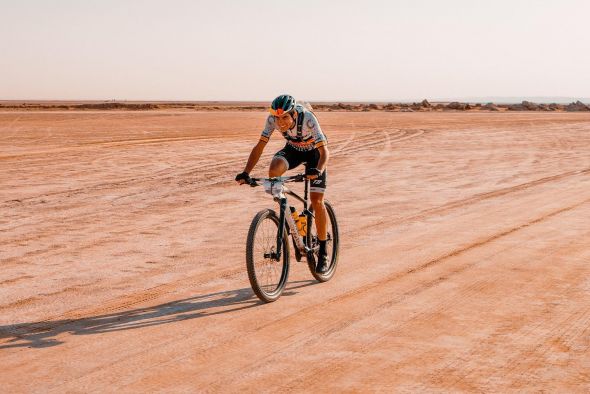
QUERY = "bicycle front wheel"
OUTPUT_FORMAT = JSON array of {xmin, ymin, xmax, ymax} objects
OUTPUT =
[{"xmin": 246, "ymin": 209, "xmax": 290, "ymax": 302}]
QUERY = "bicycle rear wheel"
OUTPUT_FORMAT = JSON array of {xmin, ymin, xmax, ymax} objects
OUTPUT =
[
  {"xmin": 306, "ymin": 200, "xmax": 339, "ymax": 282},
  {"xmin": 246, "ymin": 209, "xmax": 290, "ymax": 302}
]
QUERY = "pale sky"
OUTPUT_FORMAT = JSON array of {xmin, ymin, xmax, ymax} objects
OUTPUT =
[{"xmin": 1, "ymin": 0, "xmax": 589, "ymax": 101}]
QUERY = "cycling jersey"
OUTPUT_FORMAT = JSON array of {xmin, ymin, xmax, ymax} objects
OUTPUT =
[{"xmin": 260, "ymin": 104, "xmax": 327, "ymax": 151}]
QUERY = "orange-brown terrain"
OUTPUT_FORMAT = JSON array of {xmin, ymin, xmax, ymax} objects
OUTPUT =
[{"xmin": 1, "ymin": 110, "xmax": 589, "ymax": 392}]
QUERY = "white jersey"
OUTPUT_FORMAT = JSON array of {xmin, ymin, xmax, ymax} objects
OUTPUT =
[{"xmin": 260, "ymin": 104, "xmax": 327, "ymax": 151}]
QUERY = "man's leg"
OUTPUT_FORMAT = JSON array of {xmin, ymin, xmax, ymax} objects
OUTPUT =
[
  {"xmin": 310, "ymin": 192, "xmax": 327, "ymax": 240},
  {"xmin": 309, "ymin": 164, "xmax": 328, "ymax": 239},
  {"xmin": 310, "ymin": 191, "xmax": 330, "ymax": 274}
]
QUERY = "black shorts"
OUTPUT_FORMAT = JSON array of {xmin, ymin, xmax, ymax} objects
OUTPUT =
[{"xmin": 273, "ymin": 144, "xmax": 327, "ymax": 193}]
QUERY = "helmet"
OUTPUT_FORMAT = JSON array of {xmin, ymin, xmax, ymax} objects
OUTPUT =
[{"xmin": 270, "ymin": 94, "xmax": 296, "ymax": 116}]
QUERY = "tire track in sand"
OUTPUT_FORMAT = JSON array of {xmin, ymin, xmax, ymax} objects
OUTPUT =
[
  {"xmin": 2, "ymin": 162, "xmax": 588, "ymax": 341},
  {"xmin": 347, "ymin": 166, "xmax": 590, "ymax": 237},
  {"xmin": 11, "ymin": 196, "xmax": 590, "ymax": 393},
  {"xmin": 411, "ymin": 234, "xmax": 590, "ymax": 390},
  {"xmin": 0, "ymin": 130, "xmax": 390, "ymax": 250},
  {"xmin": 282, "ymin": 230, "xmax": 590, "ymax": 392},
  {"xmin": 0, "ymin": 128, "xmax": 577, "ymax": 320},
  {"xmin": 115, "ymin": 197, "xmax": 590, "ymax": 391},
  {"xmin": 1, "ymin": 130, "xmax": 389, "ymax": 206}
]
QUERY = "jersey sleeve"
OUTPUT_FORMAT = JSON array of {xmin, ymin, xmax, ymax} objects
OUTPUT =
[
  {"xmin": 304, "ymin": 112, "xmax": 327, "ymax": 148},
  {"xmin": 260, "ymin": 115, "xmax": 275, "ymax": 143}
]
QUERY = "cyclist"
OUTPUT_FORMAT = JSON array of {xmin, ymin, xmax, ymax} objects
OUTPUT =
[{"xmin": 235, "ymin": 94, "xmax": 331, "ymax": 274}]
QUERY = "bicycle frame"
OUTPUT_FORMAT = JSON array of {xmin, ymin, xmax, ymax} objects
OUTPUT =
[{"xmin": 250, "ymin": 174, "xmax": 313, "ymax": 261}]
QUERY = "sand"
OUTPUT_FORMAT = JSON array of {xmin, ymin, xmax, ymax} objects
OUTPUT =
[{"xmin": 1, "ymin": 111, "xmax": 590, "ymax": 392}]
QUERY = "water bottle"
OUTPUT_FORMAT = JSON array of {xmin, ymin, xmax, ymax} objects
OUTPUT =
[
  {"xmin": 290, "ymin": 207, "xmax": 300, "ymax": 223},
  {"xmin": 297, "ymin": 214, "xmax": 307, "ymax": 236}
]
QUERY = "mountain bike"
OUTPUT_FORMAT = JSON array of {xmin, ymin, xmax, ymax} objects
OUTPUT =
[{"xmin": 245, "ymin": 173, "xmax": 339, "ymax": 302}]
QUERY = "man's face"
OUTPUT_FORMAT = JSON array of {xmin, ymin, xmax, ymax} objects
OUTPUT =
[{"xmin": 275, "ymin": 112, "xmax": 295, "ymax": 132}]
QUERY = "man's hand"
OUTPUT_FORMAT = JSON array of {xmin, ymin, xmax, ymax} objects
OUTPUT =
[
  {"xmin": 235, "ymin": 171, "xmax": 251, "ymax": 185},
  {"xmin": 305, "ymin": 167, "xmax": 322, "ymax": 180}
]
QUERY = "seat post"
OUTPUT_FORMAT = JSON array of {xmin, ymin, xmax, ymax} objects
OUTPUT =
[{"xmin": 303, "ymin": 176, "xmax": 309, "ymax": 210}]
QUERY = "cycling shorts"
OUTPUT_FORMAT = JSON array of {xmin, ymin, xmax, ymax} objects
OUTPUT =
[{"xmin": 273, "ymin": 144, "xmax": 327, "ymax": 193}]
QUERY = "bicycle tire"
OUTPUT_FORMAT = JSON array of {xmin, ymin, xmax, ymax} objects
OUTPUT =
[
  {"xmin": 306, "ymin": 200, "xmax": 340, "ymax": 282},
  {"xmin": 246, "ymin": 209, "xmax": 290, "ymax": 302}
]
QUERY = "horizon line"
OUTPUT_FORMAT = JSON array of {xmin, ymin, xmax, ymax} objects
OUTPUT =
[{"xmin": 2, "ymin": 96, "xmax": 590, "ymax": 104}]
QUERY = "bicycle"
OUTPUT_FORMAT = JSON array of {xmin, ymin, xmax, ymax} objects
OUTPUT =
[{"xmin": 245, "ymin": 173, "xmax": 339, "ymax": 302}]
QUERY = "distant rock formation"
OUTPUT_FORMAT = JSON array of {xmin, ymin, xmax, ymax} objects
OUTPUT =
[
  {"xmin": 505, "ymin": 100, "xmax": 589, "ymax": 111},
  {"xmin": 482, "ymin": 102, "xmax": 500, "ymax": 111},
  {"xmin": 521, "ymin": 101, "xmax": 540, "ymax": 111},
  {"xmin": 3, "ymin": 99, "xmax": 586, "ymax": 112},
  {"xmin": 507, "ymin": 103, "xmax": 525, "ymax": 111},
  {"xmin": 565, "ymin": 100, "xmax": 590, "ymax": 112},
  {"xmin": 73, "ymin": 103, "xmax": 158, "ymax": 110},
  {"xmin": 446, "ymin": 102, "xmax": 471, "ymax": 110}
]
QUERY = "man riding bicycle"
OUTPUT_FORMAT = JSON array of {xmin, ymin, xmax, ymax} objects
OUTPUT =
[{"xmin": 235, "ymin": 94, "xmax": 331, "ymax": 274}]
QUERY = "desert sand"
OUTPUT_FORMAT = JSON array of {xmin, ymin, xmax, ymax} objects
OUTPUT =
[{"xmin": 1, "ymin": 110, "xmax": 589, "ymax": 392}]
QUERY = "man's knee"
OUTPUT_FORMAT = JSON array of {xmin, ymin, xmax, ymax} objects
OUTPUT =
[
  {"xmin": 310, "ymin": 192, "xmax": 324, "ymax": 206},
  {"xmin": 269, "ymin": 157, "xmax": 288, "ymax": 177}
]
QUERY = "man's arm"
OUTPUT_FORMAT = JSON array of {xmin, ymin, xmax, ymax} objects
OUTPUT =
[
  {"xmin": 243, "ymin": 140, "xmax": 267, "ymax": 174},
  {"xmin": 307, "ymin": 112, "xmax": 328, "ymax": 173},
  {"xmin": 317, "ymin": 144, "xmax": 329, "ymax": 173}
]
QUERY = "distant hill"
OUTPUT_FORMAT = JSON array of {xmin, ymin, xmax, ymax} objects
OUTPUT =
[{"xmin": 448, "ymin": 97, "xmax": 590, "ymax": 104}]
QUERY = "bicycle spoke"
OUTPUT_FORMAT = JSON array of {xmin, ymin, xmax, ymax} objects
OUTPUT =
[{"xmin": 252, "ymin": 217, "xmax": 282, "ymax": 294}]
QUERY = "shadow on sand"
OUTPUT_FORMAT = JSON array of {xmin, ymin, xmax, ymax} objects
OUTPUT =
[{"xmin": 0, "ymin": 280, "xmax": 316, "ymax": 350}]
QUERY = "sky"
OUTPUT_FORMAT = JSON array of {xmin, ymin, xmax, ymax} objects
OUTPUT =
[{"xmin": 1, "ymin": 0, "xmax": 589, "ymax": 101}]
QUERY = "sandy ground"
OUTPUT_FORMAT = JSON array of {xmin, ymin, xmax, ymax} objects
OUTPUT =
[{"xmin": 1, "ymin": 111, "xmax": 590, "ymax": 392}]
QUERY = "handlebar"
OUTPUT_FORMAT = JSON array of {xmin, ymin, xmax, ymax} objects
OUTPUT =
[{"xmin": 248, "ymin": 174, "xmax": 305, "ymax": 187}]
